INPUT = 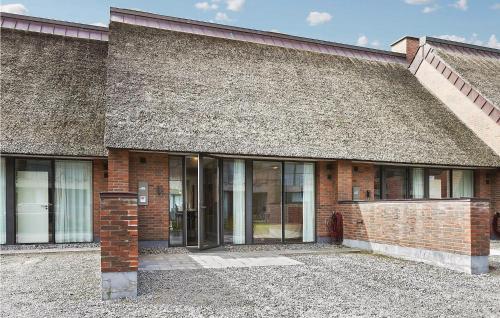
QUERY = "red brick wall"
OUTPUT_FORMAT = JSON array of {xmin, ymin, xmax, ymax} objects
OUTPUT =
[
  {"xmin": 100, "ymin": 193, "xmax": 138, "ymax": 272},
  {"xmin": 339, "ymin": 199, "xmax": 490, "ymax": 256},
  {"xmin": 316, "ymin": 161, "xmax": 336, "ymax": 238},
  {"xmin": 406, "ymin": 37, "xmax": 420, "ymax": 63},
  {"xmin": 129, "ymin": 152, "xmax": 169, "ymax": 241},
  {"xmin": 352, "ymin": 163, "xmax": 375, "ymax": 200},
  {"xmin": 108, "ymin": 149, "xmax": 130, "ymax": 192},
  {"xmin": 93, "ymin": 159, "xmax": 108, "ymax": 241},
  {"xmin": 337, "ymin": 160, "xmax": 352, "ymax": 201},
  {"xmin": 491, "ymin": 169, "xmax": 500, "ymax": 238}
]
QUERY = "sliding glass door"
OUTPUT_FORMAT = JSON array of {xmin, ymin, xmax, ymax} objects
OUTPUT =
[
  {"xmin": 15, "ymin": 160, "xmax": 51, "ymax": 244},
  {"xmin": 198, "ymin": 155, "xmax": 219, "ymax": 249},
  {"xmin": 252, "ymin": 161, "xmax": 282, "ymax": 244},
  {"xmin": 284, "ymin": 162, "xmax": 315, "ymax": 242}
]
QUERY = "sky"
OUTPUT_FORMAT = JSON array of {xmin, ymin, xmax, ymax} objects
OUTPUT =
[{"xmin": 0, "ymin": 0, "xmax": 499, "ymax": 50}]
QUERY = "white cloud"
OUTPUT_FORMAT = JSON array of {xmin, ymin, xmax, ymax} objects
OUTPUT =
[
  {"xmin": 487, "ymin": 34, "xmax": 500, "ymax": 49},
  {"xmin": 306, "ymin": 11, "xmax": 332, "ymax": 26},
  {"xmin": 92, "ymin": 22, "xmax": 107, "ymax": 27},
  {"xmin": 491, "ymin": 3, "xmax": 500, "ymax": 10},
  {"xmin": 451, "ymin": 0, "xmax": 468, "ymax": 11},
  {"xmin": 356, "ymin": 35, "xmax": 369, "ymax": 46},
  {"xmin": 0, "ymin": 3, "xmax": 28, "ymax": 14},
  {"xmin": 195, "ymin": 2, "xmax": 218, "ymax": 11},
  {"xmin": 215, "ymin": 12, "xmax": 231, "ymax": 22},
  {"xmin": 405, "ymin": 0, "xmax": 432, "ymax": 4},
  {"xmin": 422, "ymin": 5, "xmax": 438, "ymax": 13},
  {"xmin": 436, "ymin": 33, "xmax": 500, "ymax": 49},
  {"xmin": 437, "ymin": 34, "xmax": 467, "ymax": 42},
  {"xmin": 356, "ymin": 35, "xmax": 381, "ymax": 48},
  {"xmin": 226, "ymin": 0, "xmax": 245, "ymax": 12},
  {"xmin": 270, "ymin": 29, "xmax": 279, "ymax": 33}
]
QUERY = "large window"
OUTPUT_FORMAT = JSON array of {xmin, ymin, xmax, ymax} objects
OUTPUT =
[
  {"xmin": 169, "ymin": 156, "xmax": 184, "ymax": 246},
  {"xmin": 284, "ymin": 162, "xmax": 315, "ymax": 242},
  {"xmin": 375, "ymin": 166, "xmax": 473, "ymax": 200},
  {"xmin": 452, "ymin": 169, "xmax": 474, "ymax": 198},
  {"xmin": 0, "ymin": 158, "xmax": 5, "ymax": 244},
  {"xmin": 222, "ymin": 159, "xmax": 245, "ymax": 244},
  {"xmin": 253, "ymin": 161, "xmax": 282, "ymax": 243},
  {"xmin": 54, "ymin": 160, "xmax": 92, "ymax": 243}
]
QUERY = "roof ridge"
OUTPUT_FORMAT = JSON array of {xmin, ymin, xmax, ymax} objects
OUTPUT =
[
  {"xmin": 0, "ymin": 12, "xmax": 108, "ymax": 31},
  {"xmin": 110, "ymin": 7, "xmax": 406, "ymax": 63},
  {"xmin": 423, "ymin": 36, "xmax": 500, "ymax": 55}
]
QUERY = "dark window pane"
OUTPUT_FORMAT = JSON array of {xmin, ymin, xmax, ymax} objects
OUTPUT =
[
  {"xmin": 383, "ymin": 167, "xmax": 407, "ymax": 199},
  {"xmin": 169, "ymin": 156, "xmax": 184, "ymax": 246}
]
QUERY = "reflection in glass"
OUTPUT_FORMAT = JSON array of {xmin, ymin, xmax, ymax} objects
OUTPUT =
[
  {"xmin": 429, "ymin": 169, "xmax": 450, "ymax": 198},
  {"xmin": 383, "ymin": 167, "xmax": 407, "ymax": 199},
  {"xmin": 185, "ymin": 156, "xmax": 198, "ymax": 246},
  {"xmin": 253, "ymin": 161, "xmax": 282, "ymax": 243},
  {"xmin": 0, "ymin": 158, "xmax": 5, "ymax": 244},
  {"xmin": 222, "ymin": 159, "xmax": 245, "ymax": 244},
  {"xmin": 284, "ymin": 162, "xmax": 314, "ymax": 242},
  {"xmin": 169, "ymin": 157, "xmax": 184, "ymax": 246},
  {"xmin": 200, "ymin": 156, "xmax": 219, "ymax": 248}
]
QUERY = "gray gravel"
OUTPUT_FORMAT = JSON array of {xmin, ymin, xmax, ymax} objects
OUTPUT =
[
  {"xmin": 0, "ymin": 242, "xmax": 100, "ymax": 251},
  {"xmin": 2, "ymin": 249, "xmax": 499, "ymax": 317}
]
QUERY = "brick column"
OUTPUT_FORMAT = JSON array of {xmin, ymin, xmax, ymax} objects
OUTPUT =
[
  {"xmin": 315, "ymin": 161, "xmax": 336, "ymax": 242},
  {"xmin": 100, "ymin": 192, "xmax": 138, "ymax": 300},
  {"xmin": 337, "ymin": 160, "xmax": 353, "ymax": 201},
  {"xmin": 108, "ymin": 149, "xmax": 130, "ymax": 192}
]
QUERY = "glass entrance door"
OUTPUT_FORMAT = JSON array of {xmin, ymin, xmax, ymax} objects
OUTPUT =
[
  {"xmin": 15, "ymin": 160, "xmax": 51, "ymax": 243},
  {"xmin": 198, "ymin": 155, "xmax": 219, "ymax": 249}
]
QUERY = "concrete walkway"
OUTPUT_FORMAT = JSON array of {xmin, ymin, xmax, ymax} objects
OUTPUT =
[{"xmin": 140, "ymin": 251, "xmax": 304, "ymax": 271}]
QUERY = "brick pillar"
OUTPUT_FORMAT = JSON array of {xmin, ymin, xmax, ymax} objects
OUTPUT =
[
  {"xmin": 108, "ymin": 149, "xmax": 130, "ymax": 192},
  {"xmin": 100, "ymin": 192, "xmax": 138, "ymax": 300},
  {"xmin": 337, "ymin": 160, "xmax": 353, "ymax": 201},
  {"xmin": 316, "ymin": 161, "xmax": 336, "ymax": 242}
]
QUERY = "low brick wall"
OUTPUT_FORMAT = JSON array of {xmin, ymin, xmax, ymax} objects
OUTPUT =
[
  {"xmin": 338, "ymin": 199, "xmax": 490, "ymax": 273},
  {"xmin": 100, "ymin": 192, "xmax": 138, "ymax": 300}
]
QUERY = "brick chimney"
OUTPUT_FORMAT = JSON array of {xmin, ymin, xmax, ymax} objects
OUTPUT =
[{"xmin": 391, "ymin": 36, "xmax": 420, "ymax": 63}]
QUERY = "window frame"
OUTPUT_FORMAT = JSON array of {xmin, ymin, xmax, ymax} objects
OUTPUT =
[{"xmin": 375, "ymin": 165, "xmax": 474, "ymax": 201}]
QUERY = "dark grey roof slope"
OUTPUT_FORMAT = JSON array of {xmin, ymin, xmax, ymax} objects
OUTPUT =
[
  {"xmin": 105, "ymin": 22, "xmax": 500, "ymax": 167},
  {"xmin": 1, "ymin": 28, "xmax": 107, "ymax": 157},
  {"xmin": 434, "ymin": 48, "xmax": 500, "ymax": 110}
]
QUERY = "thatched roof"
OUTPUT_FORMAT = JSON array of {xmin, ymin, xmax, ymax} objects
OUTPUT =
[
  {"xmin": 104, "ymin": 22, "xmax": 500, "ymax": 167},
  {"xmin": 434, "ymin": 47, "xmax": 500, "ymax": 111},
  {"xmin": 0, "ymin": 28, "xmax": 107, "ymax": 157}
]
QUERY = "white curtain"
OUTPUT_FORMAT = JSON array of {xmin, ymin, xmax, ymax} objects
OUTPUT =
[
  {"xmin": 0, "ymin": 158, "xmax": 6, "ymax": 244},
  {"xmin": 302, "ymin": 163, "xmax": 315, "ymax": 242},
  {"xmin": 232, "ymin": 160, "xmax": 245, "ymax": 244},
  {"xmin": 55, "ymin": 160, "xmax": 92, "ymax": 243},
  {"xmin": 412, "ymin": 168, "xmax": 424, "ymax": 199},
  {"xmin": 453, "ymin": 170, "xmax": 473, "ymax": 198}
]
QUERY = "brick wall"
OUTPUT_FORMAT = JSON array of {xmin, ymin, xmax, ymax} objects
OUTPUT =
[
  {"xmin": 315, "ymin": 161, "xmax": 337, "ymax": 238},
  {"xmin": 352, "ymin": 163, "xmax": 375, "ymax": 200},
  {"xmin": 129, "ymin": 152, "xmax": 169, "ymax": 241},
  {"xmin": 337, "ymin": 160, "xmax": 352, "ymax": 201},
  {"xmin": 492, "ymin": 169, "xmax": 500, "ymax": 238},
  {"xmin": 339, "ymin": 199, "xmax": 490, "ymax": 256},
  {"xmin": 100, "ymin": 193, "xmax": 138, "ymax": 272},
  {"xmin": 108, "ymin": 149, "xmax": 129, "ymax": 192},
  {"xmin": 93, "ymin": 159, "xmax": 108, "ymax": 241}
]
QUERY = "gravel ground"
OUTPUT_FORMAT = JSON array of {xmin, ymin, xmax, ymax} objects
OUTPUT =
[
  {"xmin": 1, "ymin": 249, "xmax": 499, "ymax": 318},
  {"xmin": 0, "ymin": 242, "xmax": 100, "ymax": 251}
]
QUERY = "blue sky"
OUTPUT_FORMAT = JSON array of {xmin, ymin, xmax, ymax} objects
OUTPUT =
[{"xmin": 1, "ymin": 0, "xmax": 499, "ymax": 49}]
